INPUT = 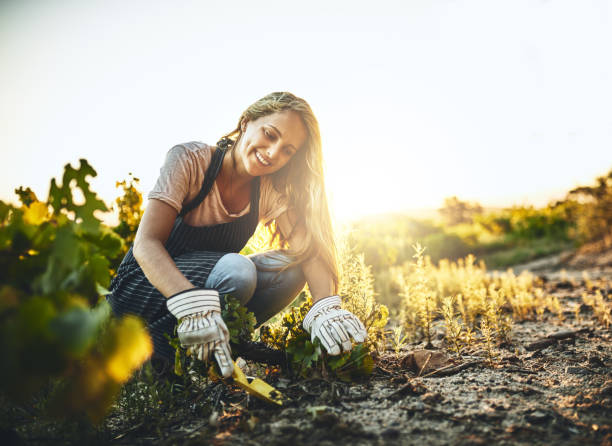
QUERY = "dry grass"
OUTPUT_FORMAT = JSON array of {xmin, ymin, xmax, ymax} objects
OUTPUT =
[{"xmin": 394, "ymin": 247, "xmax": 566, "ymax": 357}]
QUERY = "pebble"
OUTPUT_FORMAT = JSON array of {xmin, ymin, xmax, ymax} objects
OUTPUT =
[
  {"xmin": 526, "ymin": 410, "xmax": 551, "ymax": 424},
  {"xmin": 421, "ymin": 392, "xmax": 443, "ymax": 404}
]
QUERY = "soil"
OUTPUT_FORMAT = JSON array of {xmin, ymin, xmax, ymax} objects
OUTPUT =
[{"xmin": 8, "ymin": 245, "xmax": 612, "ymax": 445}]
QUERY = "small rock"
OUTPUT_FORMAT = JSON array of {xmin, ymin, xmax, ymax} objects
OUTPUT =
[
  {"xmin": 412, "ymin": 350, "xmax": 452, "ymax": 374},
  {"xmin": 526, "ymin": 411, "xmax": 551, "ymax": 424},
  {"xmin": 420, "ymin": 392, "xmax": 443, "ymax": 404},
  {"xmin": 588, "ymin": 355, "xmax": 606, "ymax": 368},
  {"xmin": 315, "ymin": 411, "xmax": 339, "ymax": 428}
]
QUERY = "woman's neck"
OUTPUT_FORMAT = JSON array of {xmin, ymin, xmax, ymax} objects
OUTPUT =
[{"xmin": 218, "ymin": 146, "xmax": 252, "ymax": 189}]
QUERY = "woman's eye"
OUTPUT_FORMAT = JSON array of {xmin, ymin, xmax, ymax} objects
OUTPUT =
[{"xmin": 264, "ymin": 129, "xmax": 274, "ymax": 139}]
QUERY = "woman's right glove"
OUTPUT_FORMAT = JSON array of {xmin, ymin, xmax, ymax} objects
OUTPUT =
[{"xmin": 166, "ymin": 288, "xmax": 233, "ymax": 378}]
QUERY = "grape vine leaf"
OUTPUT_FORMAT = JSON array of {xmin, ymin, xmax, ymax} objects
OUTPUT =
[{"xmin": 48, "ymin": 159, "xmax": 108, "ymax": 233}]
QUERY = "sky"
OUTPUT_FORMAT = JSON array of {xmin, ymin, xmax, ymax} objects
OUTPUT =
[{"xmin": 1, "ymin": 0, "xmax": 611, "ymax": 223}]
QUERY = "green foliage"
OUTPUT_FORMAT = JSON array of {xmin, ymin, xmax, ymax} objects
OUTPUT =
[
  {"xmin": 399, "ymin": 243, "xmax": 437, "ymax": 345},
  {"xmin": 482, "ymin": 237, "xmax": 573, "ymax": 269},
  {"xmin": 439, "ymin": 196, "xmax": 483, "ymax": 226},
  {"xmin": 346, "ymin": 188, "xmax": 593, "ymax": 311},
  {"xmin": 0, "ymin": 160, "xmax": 151, "ymax": 422},
  {"xmin": 48, "ymin": 159, "xmax": 109, "ymax": 233},
  {"xmin": 336, "ymin": 236, "xmax": 389, "ymax": 354},
  {"xmin": 421, "ymin": 232, "xmax": 471, "ymax": 262},
  {"xmin": 112, "ymin": 173, "xmax": 143, "ymax": 248},
  {"xmin": 221, "ymin": 294, "xmax": 257, "ymax": 345},
  {"xmin": 347, "ymin": 214, "xmax": 441, "ymax": 273},
  {"xmin": 475, "ymin": 205, "xmax": 572, "ymax": 242},
  {"xmin": 260, "ymin": 293, "xmax": 375, "ymax": 380},
  {"xmin": 260, "ymin": 293, "xmax": 317, "ymax": 374},
  {"xmin": 564, "ymin": 168, "xmax": 612, "ymax": 242},
  {"xmin": 14, "ymin": 186, "xmax": 38, "ymax": 206},
  {"xmin": 327, "ymin": 343, "xmax": 374, "ymax": 381}
]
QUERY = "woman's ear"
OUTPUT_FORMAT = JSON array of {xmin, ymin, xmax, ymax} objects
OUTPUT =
[{"xmin": 240, "ymin": 119, "xmax": 248, "ymax": 132}]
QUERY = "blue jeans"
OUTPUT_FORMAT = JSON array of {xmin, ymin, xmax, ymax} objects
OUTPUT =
[{"xmin": 204, "ymin": 250, "xmax": 306, "ymax": 327}]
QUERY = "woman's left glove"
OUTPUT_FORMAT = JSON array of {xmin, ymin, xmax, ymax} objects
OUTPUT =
[
  {"xmin": 166, "ymin": 288, "xmax": 233, "ymax": 378},
  {"xmin": 303, "ymin": 295, "xmax": 368, "ymax": 355}
]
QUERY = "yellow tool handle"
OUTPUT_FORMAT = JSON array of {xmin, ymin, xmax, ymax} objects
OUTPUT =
[{"xmin": 209, "ymin": 361, "xmax": 284, "ymax": 406}]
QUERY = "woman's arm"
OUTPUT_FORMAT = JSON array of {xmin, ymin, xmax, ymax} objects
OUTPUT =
[
  {"xmin": 301, "ymin": 255, "xmax": 335, "ymax": 303},
  {"xmin": 132, "ymin": 199, "xmax": 194, "ymax": 297},
  {"xmin": 276, "ymin": 209, "xmax": 368, "ymax": 355},
  {"xmin": 276, "ymin": 211, "xmax": 334, "ymax": 303}
]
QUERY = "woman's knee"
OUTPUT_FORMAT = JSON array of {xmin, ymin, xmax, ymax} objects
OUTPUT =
[
  {"xmin": 247, "ymin": 250, "xmax": 295, "ymax": 270},
  {"xmin": 205, "ymin": 253, "xmax": 257, "ymax": 304},
  {"xmin": 249, "ymin": 250, "xmax": 305, "ymax": 289}
]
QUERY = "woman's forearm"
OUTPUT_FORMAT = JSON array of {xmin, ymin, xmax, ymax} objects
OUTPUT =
[
  {"xmin": 302, "ymin": 255, "xmax": 335, "ymax": 303},
  {"xmin": 133, "ymin": 238, "xmax": 194, "ymax": 298}
]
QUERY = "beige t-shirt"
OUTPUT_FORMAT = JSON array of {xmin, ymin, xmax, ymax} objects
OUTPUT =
[{"xmin": 148, "ymin": 141, "xmax": 288, "ymax": 226}]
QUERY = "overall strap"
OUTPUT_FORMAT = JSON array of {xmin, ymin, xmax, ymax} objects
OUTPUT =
[{"xmin": 178, "ymin": 147, "xmax": 227, "ymax": 218}]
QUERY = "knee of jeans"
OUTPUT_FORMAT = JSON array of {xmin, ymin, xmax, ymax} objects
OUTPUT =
[{"xmin": 215, "ymin": 253, "xmax": 257, "ymax": 304}]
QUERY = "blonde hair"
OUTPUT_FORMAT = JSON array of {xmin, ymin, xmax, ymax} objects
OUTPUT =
[{"xmin": 223, "ymin": 92, "xmax": 339, "ymax": 292}]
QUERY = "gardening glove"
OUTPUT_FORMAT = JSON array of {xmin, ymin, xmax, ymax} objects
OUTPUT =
[
  {"xmin": 302, "ymin": 295, "xmax": 368, "ymax": 356},
  {"xmin": 166, "ymin": 288, "xmax": 233, "ymax": 378}
]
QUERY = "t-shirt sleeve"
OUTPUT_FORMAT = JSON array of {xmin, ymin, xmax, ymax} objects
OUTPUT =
[
  {"xmin": 259, "ymin": 177, "xmax": 290, "ymax": 224},
  {"xmin": 148, "ymin": 144, "xmax": 201, "ymax": 213}
]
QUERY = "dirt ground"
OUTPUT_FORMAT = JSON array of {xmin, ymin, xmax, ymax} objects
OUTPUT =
[
  {"xmin": 6, "ymin": 247, "xmax": 611, "ymax": 446},
  {"xmin": 100, "ymin": 248, "xmax": 612, "ymax": 446}
]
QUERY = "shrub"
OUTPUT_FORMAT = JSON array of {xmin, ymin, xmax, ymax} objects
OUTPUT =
[{"xmin": 0, "ymin": 160, "xmax": 152, "ymax": 422}]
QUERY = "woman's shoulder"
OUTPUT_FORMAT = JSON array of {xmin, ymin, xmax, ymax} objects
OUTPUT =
[
  {"xmin": 165, "ymin": 141, "xmax": 215, "ymax": 169},
  {"xmin": 168, "ymin": 141, "xmax": 214, "ymax": 157}
]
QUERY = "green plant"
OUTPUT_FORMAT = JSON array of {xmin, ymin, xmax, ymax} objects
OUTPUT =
[
  {"xmin": 260, "ymin": 293, "xmax": 321, "ymax": 376},
  {"xmin": 336, "ymin": 235, "xmax": 389, "ymax": 353},
  {"xmin": 260, "ymin": 293, "xmax": 375, "ymax": 380},
  {"xmin": 565, "ymin": 168, "xmax": 612, "ymax": 242},
  {"xmin": 112, "ymin": 173, "xmax": 143, "ymax": 249},
  {"xmin": 400, "ymin": 243, "xmax": 436, "ymax": 347},
  {"xmin": 440, "ymin": 296, "xmax": 463, "ymax": 354},
  {"xmin": 583, "ymin": 290, "xmax": 611, "ymax": 328},
  {"xmin": 479, "ymin": 318, "xmax": 496, "ymax": 366},
  {"xmin": 390, "ymin": 326, "xmax": 409, "ymax": 358},
  {"xmin": 222, "ymin": 294, "xmax": 257, "ymax": 345},
  {"xmin": 0, "ymin": 160, "xmax": 152, "ymax": 422}
]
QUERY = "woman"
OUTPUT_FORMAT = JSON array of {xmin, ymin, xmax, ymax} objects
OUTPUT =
[{"xmin": 108, "ymin": 92, "xmax": 367, "ymax": 378}]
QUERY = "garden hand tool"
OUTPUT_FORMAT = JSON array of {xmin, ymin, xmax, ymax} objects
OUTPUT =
[{"xmin": 209, "ymin": 360, "xmax": 284, "ymax": 406}]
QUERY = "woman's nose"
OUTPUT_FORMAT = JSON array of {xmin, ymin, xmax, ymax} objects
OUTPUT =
[{"xmin": 266, "ymin": 143, "xmax": 282, "ymax": 159}]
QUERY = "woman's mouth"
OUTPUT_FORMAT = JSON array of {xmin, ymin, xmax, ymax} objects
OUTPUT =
[{"xmin": 255, "ymin": 151, "xmax": 271, "ymax": 166}]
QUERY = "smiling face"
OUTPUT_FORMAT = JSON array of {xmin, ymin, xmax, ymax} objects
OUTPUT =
[{"xmin": 235, "ymin": 110, "xmax": 307, "ymax": 178}]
